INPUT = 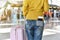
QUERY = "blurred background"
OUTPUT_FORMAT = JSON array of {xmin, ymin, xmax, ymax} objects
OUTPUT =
[{"xmin": 0, "ymin": 0, "xmax": 60, "ymax": 40}]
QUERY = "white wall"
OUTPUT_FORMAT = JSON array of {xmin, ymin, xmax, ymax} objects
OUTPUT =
[
  {"xmin": 48, "ymin": 0, "xmax": 60, "ymax": 6},
  {"xmin": 0, "ymin": 0, "xmax": 7, "ymax": 8},
  {"xmin": 0, "ymin": 0, "xmax": 60, "ymax": 8}
]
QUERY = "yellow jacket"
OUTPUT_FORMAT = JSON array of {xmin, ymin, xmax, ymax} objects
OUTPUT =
[{"xmin": 23, "ymin": 0, "xmax": 49, "ymax": 20}]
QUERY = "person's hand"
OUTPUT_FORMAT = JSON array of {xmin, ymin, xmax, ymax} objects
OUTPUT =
[{"xmin": 43, "ymin": 12, "xmax": 49, "ymax": 15}]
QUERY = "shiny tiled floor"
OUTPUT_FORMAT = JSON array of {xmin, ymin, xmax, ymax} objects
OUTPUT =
[{"xmin": 43, "ymin": 28, "xmax": 60, "ymax": 40}]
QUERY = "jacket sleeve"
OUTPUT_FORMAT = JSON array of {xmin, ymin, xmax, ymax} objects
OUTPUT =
[
  {"xmin": 23, "ymin": 0, "xmax": 29, "ymax": 17},
  {"xmin": 44, "ymin": 0, "xmax": 49, "ymax": 12}
]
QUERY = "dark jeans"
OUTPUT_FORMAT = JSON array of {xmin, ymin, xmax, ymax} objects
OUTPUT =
[{"xmin": 25, "ymin": 20, "xmax": 44, "ymax": 40}]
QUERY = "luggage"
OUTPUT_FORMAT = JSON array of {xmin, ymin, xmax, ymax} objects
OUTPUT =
[{"xmin": 10, "ymin": 25, "xmax": 27, "ymax": 40}]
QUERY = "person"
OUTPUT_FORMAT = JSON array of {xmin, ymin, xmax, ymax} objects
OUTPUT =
[{"xmin": 23, "ymin": 0, "xmax": 49, "ymax": 40}]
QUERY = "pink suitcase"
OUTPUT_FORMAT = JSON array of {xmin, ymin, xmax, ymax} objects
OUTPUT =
[{"xmin": 10, "ymin": 26, "xmax": 27, "ymax": 40}]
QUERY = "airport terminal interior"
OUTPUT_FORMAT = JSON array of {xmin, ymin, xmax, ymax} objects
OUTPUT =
[{"xmin": 0, "ymin": 0, "xmax": 60, "ymax": 40}]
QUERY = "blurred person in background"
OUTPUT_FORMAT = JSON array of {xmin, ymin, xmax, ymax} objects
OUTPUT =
[{"xmin": 23, "ymin": 0, "xmax": 49, "ymax": 40}]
